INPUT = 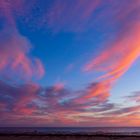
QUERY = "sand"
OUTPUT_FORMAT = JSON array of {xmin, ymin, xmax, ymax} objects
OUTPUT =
[{"xmin": 0, "ymin": 135, "xmax": 140, "ymax": 140}]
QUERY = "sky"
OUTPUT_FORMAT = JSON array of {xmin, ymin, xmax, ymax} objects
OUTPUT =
[{"xmin": 0, "ymin": 0, "xmax": 140, "ymax": 127}]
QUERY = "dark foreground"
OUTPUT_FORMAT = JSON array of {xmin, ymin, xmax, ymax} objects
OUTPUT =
[{"xmin": 0, "ymin": 134, "xmax": 140, "ymax": 140}]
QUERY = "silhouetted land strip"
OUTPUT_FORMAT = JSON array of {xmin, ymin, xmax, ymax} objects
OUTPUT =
[{"xmin": 0, "ymin": 133, "xmax": 140, "ymax": 140}]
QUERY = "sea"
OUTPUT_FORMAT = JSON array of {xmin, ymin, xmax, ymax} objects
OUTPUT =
[{"xmin": 0, "ymin": 127, "xmax": 140, "ymax": 136}]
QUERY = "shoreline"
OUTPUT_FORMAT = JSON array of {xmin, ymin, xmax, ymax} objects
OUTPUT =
[
  {"xmin": 0, "ymin": 132, "xmax": 140, "ymax": 136},
  {"xmin": 0, "ymin": 134, "xmax": 140, "ymax": 140}
]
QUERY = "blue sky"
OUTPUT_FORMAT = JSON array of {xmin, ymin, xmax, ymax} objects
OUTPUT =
[{"xmin": 0, "ymin": 0, "xmax": 140, "ymax": 127}]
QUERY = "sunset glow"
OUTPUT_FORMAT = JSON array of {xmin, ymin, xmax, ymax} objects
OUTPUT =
[{"xmin": 0, "ymin": 0, "xmax": 140, "ymax": 127}]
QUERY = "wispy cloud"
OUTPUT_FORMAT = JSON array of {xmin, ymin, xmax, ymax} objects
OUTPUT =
[
  {"xmin": 125, "ymin": 91, "xmax": 140, "ymax": 103},
  {"xmin": 83, "ymin": 1, "xmax": 140, "ymax": 109},
  {"xmin": 0, "ymin": 0, "xmax": 44, "ymax": 80}
]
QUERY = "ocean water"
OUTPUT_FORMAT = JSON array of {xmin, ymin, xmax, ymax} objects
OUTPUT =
[{"xmin": 0, "ymin": 127, "xmax": 140, "ymax": 135}]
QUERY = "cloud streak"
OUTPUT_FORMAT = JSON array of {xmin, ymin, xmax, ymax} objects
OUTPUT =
[{"xmin": 83, "ymin": 1, "xmax": 140, "ymax": 108}]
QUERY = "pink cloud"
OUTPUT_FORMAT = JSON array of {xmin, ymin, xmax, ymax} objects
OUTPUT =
[
  {"xmin": 0, "ymin": 79, "xmax": 140, "ymax": 126},
  {"xmin": 83, "ymin": 3, "xmax": 140, "ymax": 106},
  {"xmin": 0, "ymin": 0, "xmax": 45, "ymax": 80},
  {"xmin": 84, "ymin": 22, "xmax": 140, "ymax": 86},
  {"xmin": 0, "ymin": 28, "xmax": 45, "ymax": 80},
  {"xmin": 13, "ymin": 83, "xmax": 40, "ymax": 115},
  {"xmin": 53, "ymin": 82, "xmax": 65, "ymax": 92},
  {"xmin": 0, "ymin": 0, "xmax": 140, "ymax": 127}
]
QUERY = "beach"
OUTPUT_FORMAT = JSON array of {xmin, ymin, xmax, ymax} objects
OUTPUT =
[{"xmin": 0, "ymin": 134, "xmax": 140, "ymax": 140}]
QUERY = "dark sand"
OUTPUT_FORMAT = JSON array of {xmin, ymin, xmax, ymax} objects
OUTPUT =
[{"xmin": 0, "ymin": 134, "xmax": 140, "ymax": 140}]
